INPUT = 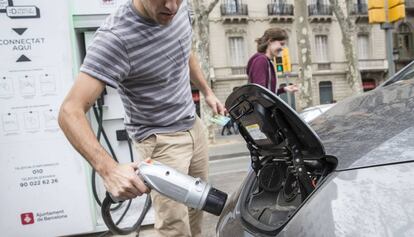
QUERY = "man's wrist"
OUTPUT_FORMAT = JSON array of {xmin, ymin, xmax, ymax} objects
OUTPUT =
[
  {"xmin": 202, "ymin": 88, "xmax": 214, "ymax": 97},
  {"xmin": 96, "ymin": 159, "xmax": 118, "ymax": 178}
]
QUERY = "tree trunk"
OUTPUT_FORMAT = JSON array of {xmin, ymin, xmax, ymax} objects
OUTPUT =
[
  {"xmin": 294, "ymin": 0, "xmax": 314, "ymax": 110},
  {"xmin": 329, "ymin": 0, "xmax": 363, "ymax": 94},
  {"xmin": 191, "ymin": 0, "xmax": 219, "ymax": 142}
]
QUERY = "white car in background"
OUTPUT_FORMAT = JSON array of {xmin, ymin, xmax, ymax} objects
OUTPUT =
[{"xmin": 299, "ymin": 103, "xmax": 335, "ymax": 123}]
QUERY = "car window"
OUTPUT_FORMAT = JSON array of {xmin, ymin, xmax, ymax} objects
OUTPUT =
[
  {"xmin": 399, "ymin": 67, "xmax": 414, "ymax": 82},
  {"xmin": 381, "ymin": 60, "xmax": 414, "ymax": 87}
]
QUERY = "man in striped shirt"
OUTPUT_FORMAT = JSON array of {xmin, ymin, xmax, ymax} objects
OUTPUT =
[{"xmin": 58, "ymin": 0, "xmax": 225, "ymax": 236}]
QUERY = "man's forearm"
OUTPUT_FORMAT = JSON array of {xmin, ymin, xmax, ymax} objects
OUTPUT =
[
  {"xmin": 188, "ymin": 52, "xmax": 226, "ymax": 115},
  {"xmin": 189, "ymin": 53, "xmax": 213, "ymax": 96},
  {"xmin": 58, "ymin": 103, "xmax": 117, "ymax": 176}
]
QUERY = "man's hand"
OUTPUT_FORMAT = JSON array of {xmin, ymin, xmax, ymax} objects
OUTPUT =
[
  {"xmin": 188, "ymin": 53, "xmax": 226, "ymax": 115},
  {"xmin": 284, "ymin": 84, "xmax": 299, "ymax": 93},
  {"xmin": 102, "ymin": 162, "xmax": 149, "ymax": 200},
  {"xmin": 205, "ymin": 94, "xmax": 226, "ymax": 115}
]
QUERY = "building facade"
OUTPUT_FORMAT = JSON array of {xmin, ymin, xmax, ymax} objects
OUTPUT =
[
  {"xmin": 208, "ymin": 0, "xmax": 414, "ymax": 110},
  {"xmin": 395, "ymin": 1, "xmax": 414, "ymax": 71}
]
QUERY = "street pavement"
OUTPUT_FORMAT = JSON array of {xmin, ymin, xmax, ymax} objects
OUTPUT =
[{"xmin": 75, "ymin": 133, "xmax": 251, "ymax": 237}]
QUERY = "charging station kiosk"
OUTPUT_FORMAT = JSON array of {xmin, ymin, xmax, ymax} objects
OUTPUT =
[
  {"xmin": 1, "ymin": 0, "xmax": 153, "ymax": 236},
  {"xmin": 0, "ymin": 1, "xmax": 94, "ymax": 236}
]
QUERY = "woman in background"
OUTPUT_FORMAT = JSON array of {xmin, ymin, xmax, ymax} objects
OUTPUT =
[{"xmin": 247, "ymin": 27, "xmax": 299, "ymax": 95}]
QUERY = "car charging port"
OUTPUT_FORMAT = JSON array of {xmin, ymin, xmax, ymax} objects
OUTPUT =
[{"xmin": 242, "ymin": 155, "xmax": 336, "ymax": 234}]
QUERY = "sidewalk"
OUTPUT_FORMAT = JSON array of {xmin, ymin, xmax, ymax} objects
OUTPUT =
[{"xmin": 208, "ymin": 133, "xmax": 249, "ymax": 160}]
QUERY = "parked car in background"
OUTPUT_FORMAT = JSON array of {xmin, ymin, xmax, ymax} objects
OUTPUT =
[
  {"xmin": 217, "ymin": 61, "xmax": 414, "ymax": 237},
  {"xmin": 299, "ymin": 103, "xmax": 335, "ymax": 123}
]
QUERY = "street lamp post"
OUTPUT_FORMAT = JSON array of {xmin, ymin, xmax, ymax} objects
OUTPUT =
[{"xmin": 381, "ymin": 22, "xmax": 396, "ymax": 77}]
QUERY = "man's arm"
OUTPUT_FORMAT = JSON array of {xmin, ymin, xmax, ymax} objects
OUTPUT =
[
  {"xmin": 58, "ymin": 72, "xmax": 148, "ymax": 199},
  {"xmin": 189, "ymin": 52, "xmax": 225, "ymax": 115}
]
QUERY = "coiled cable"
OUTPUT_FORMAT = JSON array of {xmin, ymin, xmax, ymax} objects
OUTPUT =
[{"xmin": 91, "ymin": 93, "xmax": 151, "ymax": 235}]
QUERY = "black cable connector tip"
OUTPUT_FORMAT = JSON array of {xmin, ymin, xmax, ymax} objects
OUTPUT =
[{"xmin": 202, "ymin": 188, "xmax": 228, "ymax": 216}]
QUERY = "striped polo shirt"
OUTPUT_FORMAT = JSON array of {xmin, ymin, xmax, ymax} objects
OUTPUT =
[{"xmin": 80, "ymin": 0, "xmax": 195, "ymax": 141}]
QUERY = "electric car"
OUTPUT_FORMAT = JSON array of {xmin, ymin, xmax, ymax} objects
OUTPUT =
[{"xmin": 217, "ymin": 61, "xmax": 414, "ymax": 237}]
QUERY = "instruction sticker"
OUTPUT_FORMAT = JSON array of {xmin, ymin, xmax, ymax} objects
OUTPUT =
[{"xmin": 245, "ymin": 124, "xmax": 267, "ymax": 140}]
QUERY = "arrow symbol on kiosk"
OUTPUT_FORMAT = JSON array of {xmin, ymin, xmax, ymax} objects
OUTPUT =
[
  {"xmin": 12, "ymin": 28, "xmax": 27, "ymax": 35},
  {"xmin": 16, "ymin": 55, "xmax": 31, "ymax": 62}
]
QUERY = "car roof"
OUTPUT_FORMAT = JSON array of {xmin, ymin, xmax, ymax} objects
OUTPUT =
[{"xmin": 310, "ymin": 76, "xmax": 414, "ymax": 170}]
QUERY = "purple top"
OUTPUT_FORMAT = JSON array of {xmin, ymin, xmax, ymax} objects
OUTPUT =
[{"xmin": 246, "ymin": 52, "xmax": 285, "ymax": 95}]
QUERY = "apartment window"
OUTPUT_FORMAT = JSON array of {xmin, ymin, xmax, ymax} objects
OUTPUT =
[
  {"xmin": 357, "ymin": 34, "xmax": 369, "ymax": 59},
  {"xmin": 228, "ymin": 36, "xmax": 246, "ymax": 67},
  {"xmin": 224, "ymin": 0, "xmax": 242, "ymax": 14},
  {"xmin": 356, "ymin": 0, "xmax": 367, "ymax": 6},
  {"xmin": 310, "ymin": 0, "xmax": 329, "ymax": 5},
  {"xmin": 355, "ymin": 0, "xmax": 368, "ymax": 14},
  {"xmin": 319, "ymin": 81, "xmax": 333, "ymax": 104},
  {"xmin": 270, "ymin": 0, "xmax": 285, "ymax": 14},
  {"xmin": 271, "ymin": 0, "xmax": 287, "ymax": 5},
  {"xmin": 315, "ymin": 35, "xmax": 329, "ymax": 62},
  {"xmin": 398, "ymin": 23, "xmax": 413, "ymax": 56},
  {"xmin": 309, "ymin": 0, "xmax": 331, "ymax": 15}
]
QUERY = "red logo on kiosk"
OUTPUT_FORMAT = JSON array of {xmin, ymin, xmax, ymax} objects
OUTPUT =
[{"xmin": 20, "ymin": 213, "xmax": 35, "ymax": 225}]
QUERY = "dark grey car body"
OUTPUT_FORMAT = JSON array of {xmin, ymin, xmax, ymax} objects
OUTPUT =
[{"xmin": 217, "ymin": 61, "xmax": 414, "ymax": 237}]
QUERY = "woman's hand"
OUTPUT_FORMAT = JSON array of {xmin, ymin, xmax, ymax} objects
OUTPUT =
[{"xmin": 284, "ymin": 84, "xmax": 299, "ymax": 93}]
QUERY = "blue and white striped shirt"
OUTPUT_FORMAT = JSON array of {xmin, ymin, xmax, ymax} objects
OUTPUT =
[{"xmin": 81, "ymin": 0, "xmax": 195, "ymax": 141}]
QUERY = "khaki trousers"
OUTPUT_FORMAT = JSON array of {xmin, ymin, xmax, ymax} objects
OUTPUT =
[{"xmin": 133, "ymin": 117, "xmax": 209, "ymax": 237}]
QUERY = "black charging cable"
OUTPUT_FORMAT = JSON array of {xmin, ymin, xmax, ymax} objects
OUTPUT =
[
  {"xmin": 91, "ymin": 91, "xmax": 151, "ymax": 236},
  {"xmin": 101, "ymin": 192, "xmax": 151, "ymax": 236},
  {"xmin": 91, "ymin": 97, "xmax": 123, "ymax": 210}
]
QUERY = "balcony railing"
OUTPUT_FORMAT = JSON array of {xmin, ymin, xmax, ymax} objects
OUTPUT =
[
  {"xmin": 358, "ymin": 59, "xmax": 388, "ymax": 71},
  {"xmin": 317, "ymin": 63, "xmax": 331, "ymax": 71},
  {"xmin": 213, "ymin": 66, "xmax": 248, "ymax": 79},
  {"xmin": 268, "ymin": 3, "xmax": 294, "ymax": 16},
  {"xmin": 220, "ymin": 4, "xmax": 248, "ymax": 16},
  {"xmin": 351, "ymin": 3, "xmax": 368, "ymax": 15},
  {"xmin": 308, "ymin": 4, "xmax": 332, "ymax": 16},
  {"xmin": 230, "ymin": 66, "xmax": 246, "ymax": 75}
]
